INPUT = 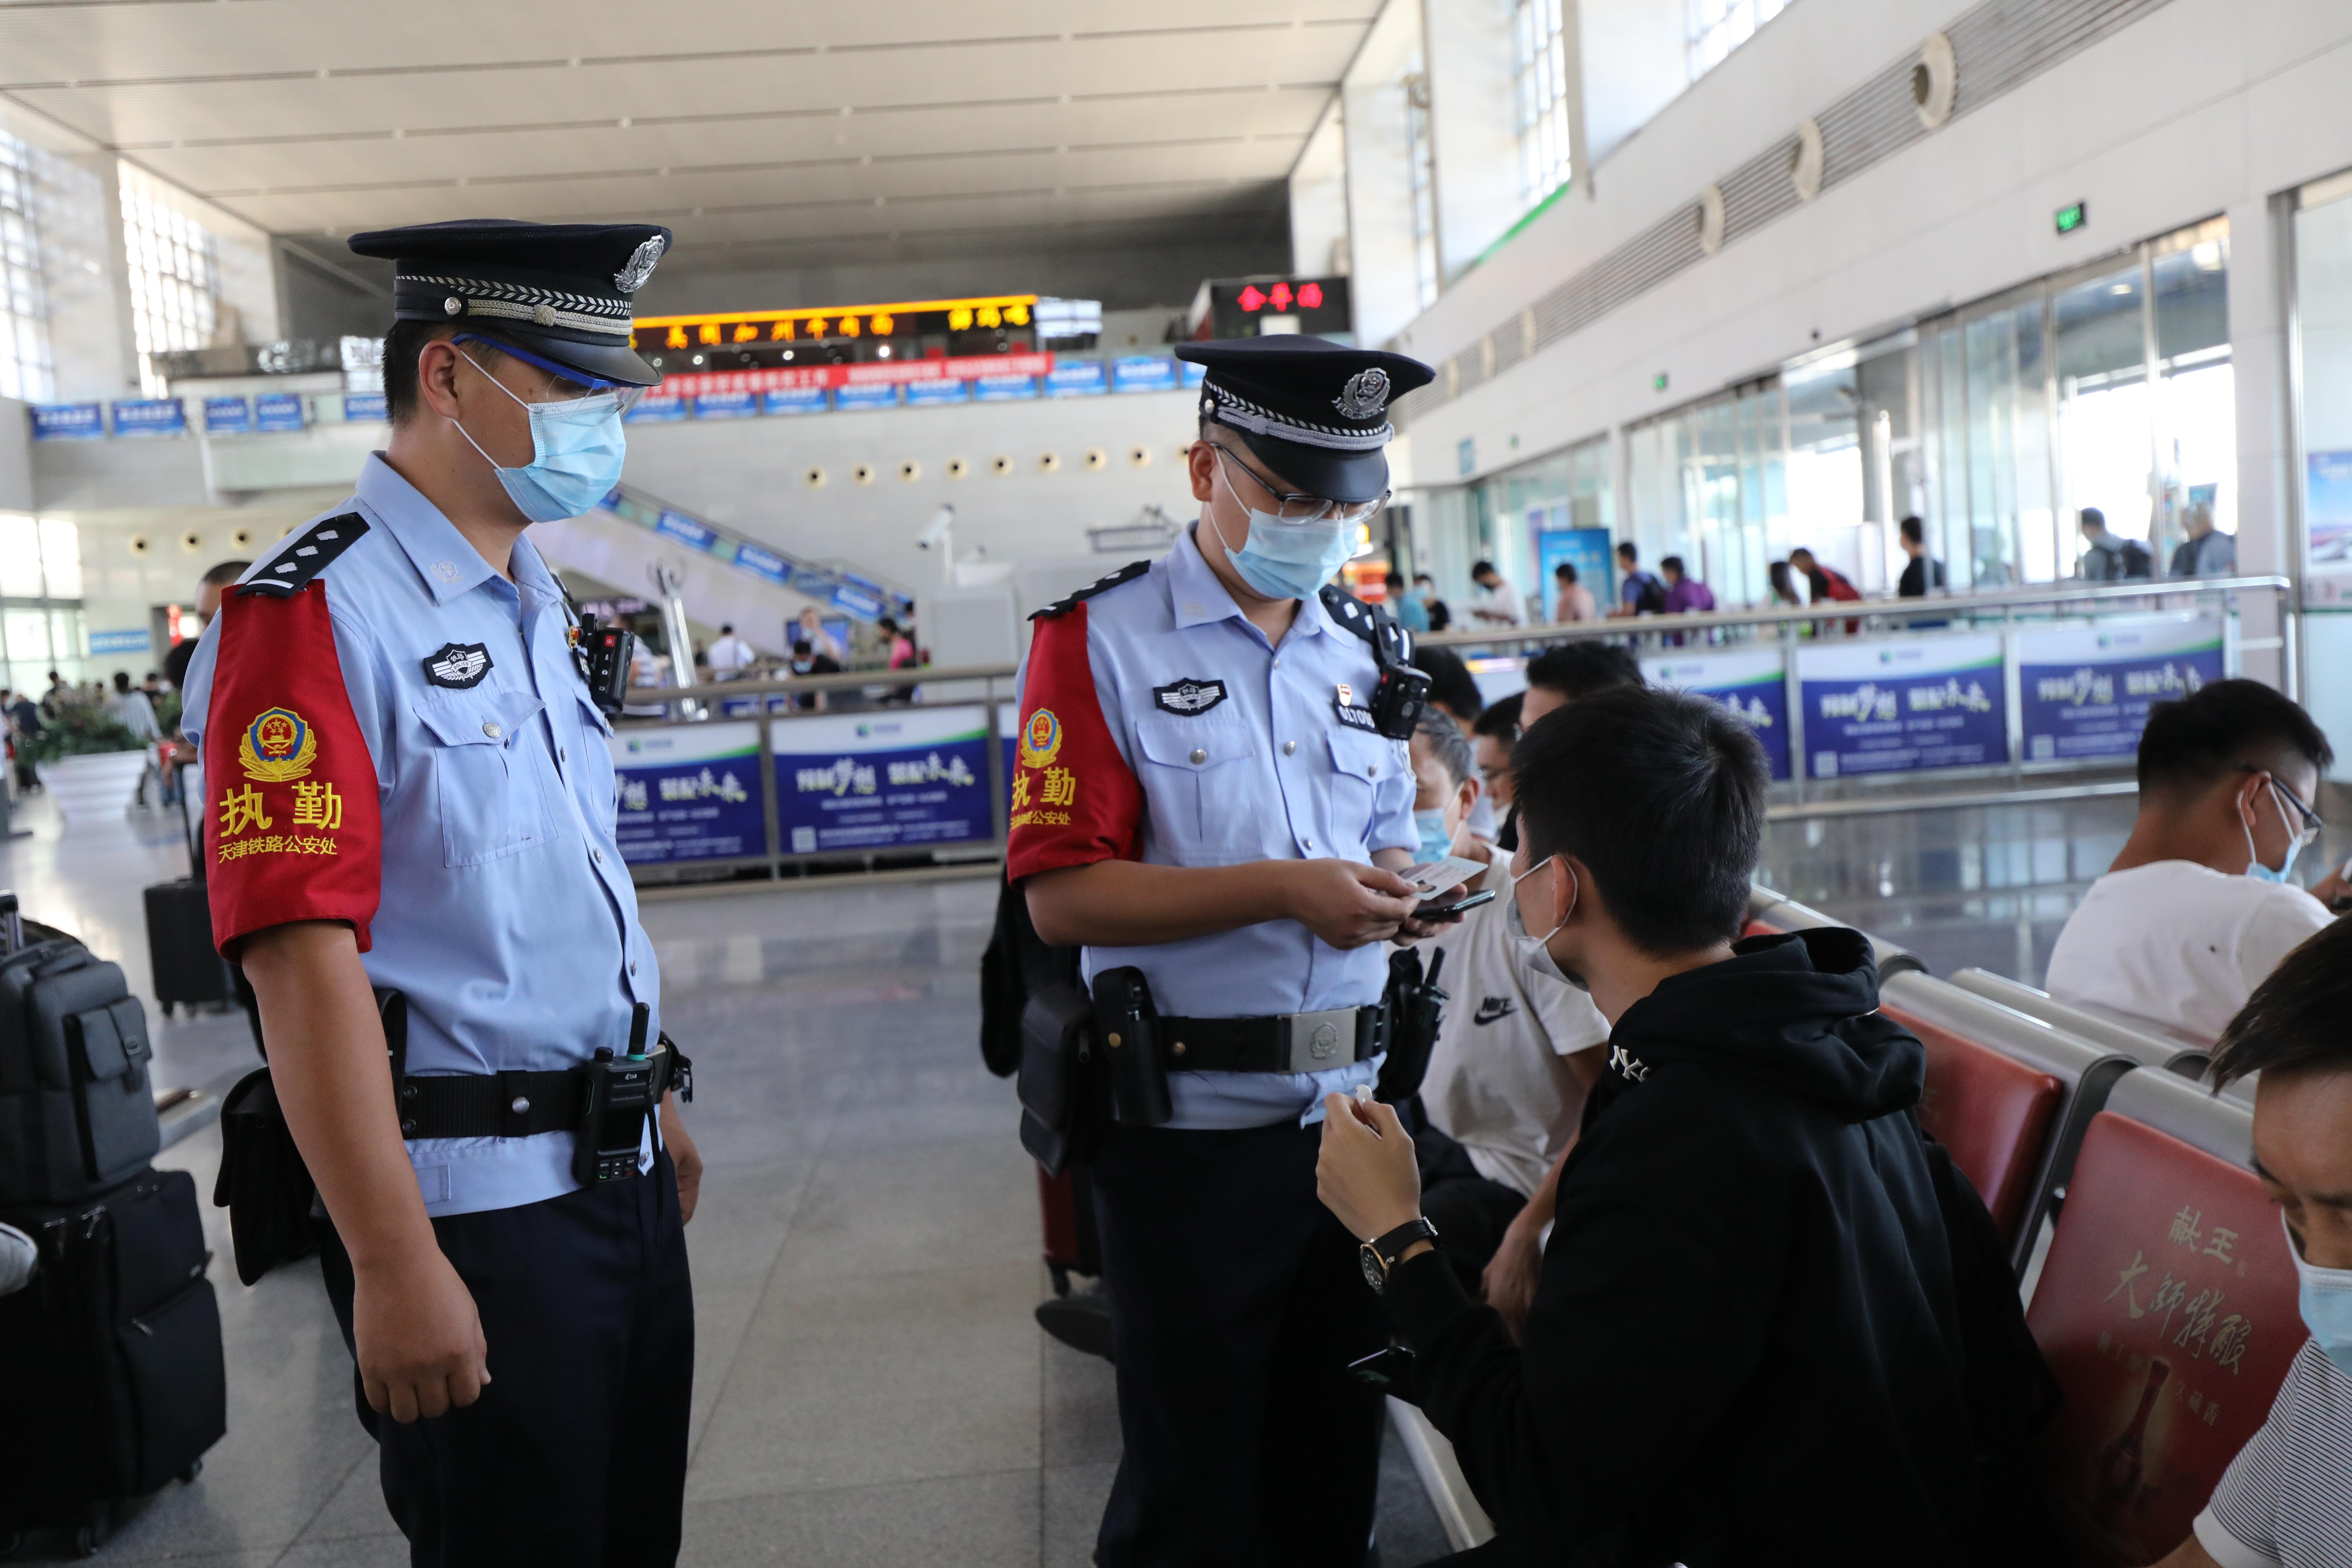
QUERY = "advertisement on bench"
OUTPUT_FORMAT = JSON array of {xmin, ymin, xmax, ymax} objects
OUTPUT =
[
  {"xmin": 1797, "ymin": 635, "xmax": 2007, "ymax": 779},
  {"xmin": 2017, "ymin": 615, "xmax": 2226, "ymax": 763},
  {"xmin": 774, "ymin": 706, "xmax": 992, "ymax": 856},
  {"xmin": 608, "ymin": 721, "xmax": 766, "ymax": 864},
  {"xmin": 1643, "ymin": 649, "xmax": 1791, "ymax": 780}
]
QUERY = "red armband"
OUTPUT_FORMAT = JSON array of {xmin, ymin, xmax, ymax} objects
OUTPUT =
[
  {"xmin": 201, "ymin": 583, "xmax": 382, "ymax": 954},
  {"xmin": 1005, "ymin": 605, "xmax": 1142, "ymax": 881}
]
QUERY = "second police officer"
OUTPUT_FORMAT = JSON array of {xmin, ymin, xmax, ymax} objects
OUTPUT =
[
  {"xmin": 1008, "ymin": 336, "xmax": 1446, "ymax": 1566},
  {"xmin": 181, "ymin": 219, "xmax": 699, "ymax": 1566}
]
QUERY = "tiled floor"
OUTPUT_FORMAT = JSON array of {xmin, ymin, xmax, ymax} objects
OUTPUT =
[{"xmin": 9, "ymin": 777, "xmax": 2332, "ymax": 1563}]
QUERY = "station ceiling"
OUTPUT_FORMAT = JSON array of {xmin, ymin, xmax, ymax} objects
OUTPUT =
[{"xmin": 0, "ymin": 1, "xmax": 1370, "ymax": 283}]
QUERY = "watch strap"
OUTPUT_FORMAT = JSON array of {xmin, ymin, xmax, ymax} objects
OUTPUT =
[{"xmin": 1369, "ymin": 1216, "xmax": 1439, "ymax": 1270}]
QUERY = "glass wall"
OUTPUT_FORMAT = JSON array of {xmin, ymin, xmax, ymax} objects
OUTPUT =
[{"xmin": 2291, "ymin": 169, "xmax": 2352, "ymax": 776}]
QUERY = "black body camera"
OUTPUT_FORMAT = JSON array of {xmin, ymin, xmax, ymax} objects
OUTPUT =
[{"xmin": 575, "ymin": 613, "xmax": 637, "ymax": 716}]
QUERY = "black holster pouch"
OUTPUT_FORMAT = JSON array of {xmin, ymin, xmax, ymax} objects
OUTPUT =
[
  {"xmin": 1017, "ymin": 984, "xmax": 1106, "ymax": 1177},
  {"xmin": 213, "ymin": 987, "xmax": 405, "ymax": 1285},
  {"xmin": 1092, "ymin": 966, "xmax": 1171, "ymax": 1128},
  {"xmin": 1374, "ymin": 945, "xmax": 1449, "ymax": 1104}
]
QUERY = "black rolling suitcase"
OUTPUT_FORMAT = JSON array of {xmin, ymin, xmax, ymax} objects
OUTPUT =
[
  {"xmin": 0, "ymin": 1168, "xmax": 225, "ymax": 1556},
  {"xmin": 146, "ymin": 762, "xmax": 235, "ymax": 1016}
]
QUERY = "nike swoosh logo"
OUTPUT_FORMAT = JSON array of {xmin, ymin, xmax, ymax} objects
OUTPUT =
[{"xmin": 1472, "ymin": 997, "xmax": 1516, "ymax": 1026}]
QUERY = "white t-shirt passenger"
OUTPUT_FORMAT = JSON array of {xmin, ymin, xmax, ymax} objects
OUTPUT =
[
  {"xmin": 2043, "ymin": 860, "xmax": 2334, "ymax": 1042},
  {"xmin": 1415, "ymin": 848, "xmax": 1611, "ymax": 1196}
]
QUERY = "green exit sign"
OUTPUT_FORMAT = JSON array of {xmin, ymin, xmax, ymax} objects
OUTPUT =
[
  {"xmin": 1653, "ymin": 371, "xmax": 1670, "ymax": 392},
  {"xmin": 2055, "ymin": 201, "xmax": 2088, "ymax": 235}
]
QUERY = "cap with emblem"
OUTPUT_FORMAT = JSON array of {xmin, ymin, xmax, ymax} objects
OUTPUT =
[
  {"xmin": 346, "ymin": 219, "xmax": 673, "ymax": 388},
  {"xmin": 1176, "ymin": 337, "xmax": 1435, "ymax": 503}
]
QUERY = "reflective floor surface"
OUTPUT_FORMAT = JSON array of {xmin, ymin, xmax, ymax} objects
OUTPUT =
[{"xmin": 7, "ymin": 779, "xmax": 2338, "ymax": 1563}]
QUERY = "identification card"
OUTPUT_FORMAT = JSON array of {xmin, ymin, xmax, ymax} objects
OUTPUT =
[{"xmin": 1400, "ymin": 855, "xmax": 1488, "ymax": 896}]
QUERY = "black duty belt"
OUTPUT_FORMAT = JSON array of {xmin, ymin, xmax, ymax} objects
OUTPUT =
[
  {"xmin": 1157, "ymin": 1005, "xmax": 1385, "ymax": 1074},
  {"xmin": 396, "ymin": 1051, "xmax": 677, "ymax": 1140}
]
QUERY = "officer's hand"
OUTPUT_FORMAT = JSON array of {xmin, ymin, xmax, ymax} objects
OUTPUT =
[
  {"xmin": 1393, "ymin": 879, "xmax": 1471, "ymax": 944},
  {"xmin": 661, "ymin": 1093, "xmax": 702, "ymax": 1224},
  {"xmin": 1283, "ymin": 860, "xmax": 1421, "ymax": 949},
  {"xmin": 352, "ymin": 1251, "xmax": 490, "ymax": 1424}
]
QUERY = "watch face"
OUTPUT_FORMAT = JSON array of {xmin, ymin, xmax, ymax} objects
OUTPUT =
[{"xmin": 1358, "ymin": 1244, "xmax": 1387, "ymax": 1295}]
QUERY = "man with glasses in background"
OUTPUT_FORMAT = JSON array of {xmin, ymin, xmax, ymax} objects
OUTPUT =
[
  {"xmin": 180, "ymin": 220, "xmax": 700, "ymax": 1565},
  {"xmin": 1010, "ymin": 337, "xmax": 1448, "ymax": 1566},
  {"xmin": 2046, "ymin": 679, "xmax": 2348, "ymax": 1042}
]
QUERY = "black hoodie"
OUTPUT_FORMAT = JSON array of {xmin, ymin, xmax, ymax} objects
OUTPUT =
[{"xmin": 1384, "ymin": 927, "xmax": 1979, "ymax": 1566}]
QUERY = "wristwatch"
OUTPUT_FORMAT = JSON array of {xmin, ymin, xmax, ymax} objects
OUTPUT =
[{"xmin": 1359, "ymin": 1217, "xmax": 1440, "ymax": 1295}]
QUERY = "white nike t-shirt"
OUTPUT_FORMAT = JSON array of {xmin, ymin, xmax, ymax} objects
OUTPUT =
[
  {"xmin": 1415, "ymin": 848, "xmax": 1611, "ymax": 1197},
  {"xmin": 2043, "ymin": 860, "xmax": 2334, "ymax": 1043}
]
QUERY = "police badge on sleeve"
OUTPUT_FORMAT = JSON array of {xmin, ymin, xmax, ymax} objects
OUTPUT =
[
  {"xmin": 1153, "ymin": 678, "xmax": 1228, "ymax": 717},
  {"xmin": 422, "ymin": 642, "xmax": 493, "ymax": 690}
]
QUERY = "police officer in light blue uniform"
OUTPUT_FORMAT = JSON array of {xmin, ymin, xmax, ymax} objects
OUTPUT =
[
  {"xmin": 181, "ymin": 219, "xmax": 700, "ymax": 1567},
  {"xmin": 1008, "ymin": 336, "xmax": 1441, "ymax": 1566}
]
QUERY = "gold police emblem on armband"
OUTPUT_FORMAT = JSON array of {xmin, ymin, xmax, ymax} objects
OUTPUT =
[
  {"xmin": 1017, "ymin": 709, "xmax": 1063, "ymax": 771},
  {"xmin": 239, "ymin": 706, "xmax": 319, "ymax": 783}
]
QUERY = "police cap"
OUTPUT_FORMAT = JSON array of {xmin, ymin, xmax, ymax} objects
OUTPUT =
[
  {"xmin": 346, "ymin": 219, "xmax": 673, "ymax": 388},
  {"xmin": 1176, "ymin": 336, "xmax": 1435, "ymax": 503}
]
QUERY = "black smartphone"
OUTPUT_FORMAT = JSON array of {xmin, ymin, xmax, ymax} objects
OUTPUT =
[
  {"xmin": 1347, "ymin": 1346, "xmax": 1419, "ymax": 1401},
  {"xmin": 1414, "ymin": 888, "xmax": 1497, "ymax": 922}
]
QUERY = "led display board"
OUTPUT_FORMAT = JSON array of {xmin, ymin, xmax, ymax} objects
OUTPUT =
[{"xmin": 1197, "ymin": 276, "xmax": 1352, "ymax": 340}]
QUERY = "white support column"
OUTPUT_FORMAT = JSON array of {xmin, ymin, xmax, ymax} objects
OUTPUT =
[
  {"xmin": 1423, "ymin": 0, "xmax": 1523, "ymax": 281},
  {"xmin": 1290, "ymin": 103, "xmax": 1351, "ymax": 283},
  {"xmin": 2229, "ymin": 193, "xmax": 2292, "ymax": 692},
  {"xmin": 40, "ymin": 150, "xmax": 141, "ymax": 399}
]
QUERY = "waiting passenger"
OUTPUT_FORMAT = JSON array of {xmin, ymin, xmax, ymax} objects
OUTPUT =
[
  {"xmin": 1788, "ymin": 545, "xmax": 1862, "ymax": 603},
  {"xmin": 2044, "ymin": 680, "xmax": 2346, "ymax": 1041},
  {"xmin": 1386, "ymin": 568, "xmax": 1431, "ymax": 633},
  {"xmin": 1550, "ymin": 561, "xmax": 1598, "ymax": 623},
  {"xmin": 1658, "ymin": 555, "xmax": 1715, "ymax": 614},
  {"xmin": 1518, "ymin": 640, "xmax": 1639, "ymax": 727},
  {"xmin": 2150, "ymin": 917, "xmax": 2352, "ymax": 1567},
  {"xmin": 1766, "ymin": 557, "xmax": 1806, "ymax": 607},
  {"xmin": 1317, "ymin": 684, "xmax": 1995, "ymax": 1563},
  {"xmin": 1608, "ymin": 540, "xmax": 1667, "ymax": 616},
  {"xmin": 1415, "ymin": 570, "xmax": 1453, "ymax": 631},
  {"xmin": 1470, "ymin": 695, "xmax": 1524, "ymax": 852},
  {"xmin": 1898, "ymin": 516, "xmax": 1948, "ymax": 596},
  {"xmin": 1468, "ymin": 559, "xmax": 1528, "ymax": 627},
  {"xmin": 2079, "ymin": 507, "xmax": 2155, "ymax": 581},
  {"xmin": 1414, "ymin": 647, "xmax": 1498, "ymax": 845},
  {"xmin": 2169, "ymin": 502, "xmax": 2238, "ymax": 580}
]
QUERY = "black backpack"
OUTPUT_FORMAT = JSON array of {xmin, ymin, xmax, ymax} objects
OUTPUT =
[
  {"xmin": 2118, "ymin": 539, "xmax": 2154, "ymax": 580},
  {"xmin": 0, "ymin": 936, "xmax": 158, "ymax": 1205},
  {"xmin": 1627, "ymin": 571, "xmax": 1668, "ymax": 615}
]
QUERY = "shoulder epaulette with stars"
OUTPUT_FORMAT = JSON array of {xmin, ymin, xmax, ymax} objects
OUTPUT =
[
  {"xmin": 237, "ymin": 512, "xmax": 371, "ymax": 598},
  {"xmin": 1031, "ymin": 559, "xmax": 1151, "ymax": 621},
  {"xmin": 1319, "ymin": 582, "xmax": 1415, "ymax": 664}
]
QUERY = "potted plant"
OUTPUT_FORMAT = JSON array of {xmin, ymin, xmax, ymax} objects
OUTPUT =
[{"xmin": 21, "ymin": 705, "xmax": 152, "ymax": 825}]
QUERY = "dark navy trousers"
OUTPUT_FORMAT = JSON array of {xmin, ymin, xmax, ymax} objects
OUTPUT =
[
  {"xmin": 320, "ymin": 1150, "xmax": 694, "ymax": 1568},
  {"xmin": 1090, "ymin": 1119, "xmax": 1389, "ymax": 1568}
]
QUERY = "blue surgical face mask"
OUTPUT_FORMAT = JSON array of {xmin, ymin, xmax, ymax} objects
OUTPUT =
[
  {"xmin": 2284, "ymin": 1212, "xmax": 2352, "ymax": 1378},
  {"xmin": 1208, "ymin": 457, "xmax": 1355, "ymax": 601},
  {"xmin": 1413, "ymin": 807, "xmax": 1454, "ymax": 863},
  {"xmin": 453, "ymin": 356, "xmax": 628, "ymax": 523},
  {"xmin": 2242, "ymin": 780, "xmax": 2303, "ymax": 885}
]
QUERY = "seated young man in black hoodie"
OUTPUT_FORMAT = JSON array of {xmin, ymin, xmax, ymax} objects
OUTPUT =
[{"xmin": 1317, "ymin": 684, "xmax": 1983, "ymax": 1566}]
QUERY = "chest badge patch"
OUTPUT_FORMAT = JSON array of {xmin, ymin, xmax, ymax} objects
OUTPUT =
[
  {"xmin": 1152, "ymin": 678, "xmax": 1228, "ymax": 717},
  {"xmin": 422, "ymin": 642, "xmax": 493, "ymax": 690},
  {"xmin": 239, "ymin": 707, "xmax": 318, "ymax": 782}
]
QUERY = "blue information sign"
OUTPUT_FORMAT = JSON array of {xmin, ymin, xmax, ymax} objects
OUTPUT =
[
  {"xmin": 694, "ymin": 390, "xmax": 759, "ymax": 419},
  {"xmin": 2018, "ymin": 615, "xmax": 2226, "ymax": 763},
  {"xmin": 974, "ymin": 374, "xmax": 1039, "ymax": 402},
  {"xmin": 31, "ymin": 403, "xmax": 105, "ymax": 440},
  {"xmin": 733, "ymin": 541, "xmax": 790, "ymax": 585},
  {"xmin": 344, "ymin": 392, "xmax": 388, "ymax": 423},
  {"xmin": 202, "ymin": 396, "xmax": 253, "ymax": 435},
  {"xmin": 1112, "ymin": 356, "xmax": 1177, "ymax": 393},
  {"xmin": 654, "ymin": 509, "xmax": 718, "ymax": 551},
  {"xmin": 835, "ymin": 383, "xmax": 899, "ymax": 411},
  {"xmin": 112, "ymin": 399, "xmax": 188, "ymax": 437},
  {"xmin": 255, "ymin": 392, "xmax": 306, "ymax": 433},
  {"xmin": 1798, "ymin": 636, "xmax": 2008, "ymax": 779},
  {"xmin": 1533, "ymin": 525, "xmax": 1614, "ymax": 613},
  {"xmin": 1045, "ymin": 360, "xmax": 1106, "ymax": 397},
  {"xmin": 762, "ymin": 387, "xmax": 828, "ymax": 415},
  {"xmin": 1180, "ymin": 360, "xmax": 1206, "ymax": 389},
  {"xmin": 90, "ymin": 629, "xmax": 151, "ymax": 656},
  {"xmin": 624, "ymin": 395, "xmax": 689, "ymax": 423},
  {"xmin": 774, "ymin": 707, "xmax": 993, "ymax": 855},
  {"xmin": 1644, "ymin": 649, "xmax": 1791, "ymax": 781},
  {"xmin": 608, "ymin": 722, "xmax": 766, "ymax": 864},
  {"xmin": 906, "ymin": 378, "xmax": 969, "ymax": 406}
]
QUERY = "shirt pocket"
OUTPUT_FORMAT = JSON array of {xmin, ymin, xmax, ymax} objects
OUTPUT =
[
  {"xmin": 1324, "ymin": 727, "xmax": 1400, "ymax": 859},
  {"xmin": 410, "ymin": 686, "xmax": 553, "ymax": 868},
  {"xmin": 1132, "ymin": 711, "xmax": 1256, "ymax": 864}
]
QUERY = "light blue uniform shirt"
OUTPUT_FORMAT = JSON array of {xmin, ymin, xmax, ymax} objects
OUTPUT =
[
  {"xmin": 182, "ymin": 453, "xmax": 660, "ymax": 1218},
  {"xmin": 1043, "ymin": 528, "xmax": 1418, "ymax": 1129}
]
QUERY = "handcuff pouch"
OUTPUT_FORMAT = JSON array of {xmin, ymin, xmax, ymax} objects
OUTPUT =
[{"xmin": 1016, "ymin": 982, "xmax": 1106, "ymax": 1176}]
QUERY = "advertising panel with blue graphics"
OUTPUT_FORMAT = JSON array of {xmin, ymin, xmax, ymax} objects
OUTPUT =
[
  {"xmin": 2018, "ymin": 615, "xmax": 2226, "ymax": 763},
  {"xmin": 1797, "ymin": 635, "xmax": 2007, "ymax": 779},
  {"xmin": 1643, "ymin": 649, "xmax": 1791, "ymax": 781},
  {"xmin": 774, "ymin": 707, "xmax": 993, "ymax": 855},
  {"xmin": 607, "ymin": 721, "xmax": 766, "ymax": 864}
]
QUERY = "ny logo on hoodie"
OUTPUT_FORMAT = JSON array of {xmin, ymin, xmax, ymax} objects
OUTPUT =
[{"xmin": 1608, "ymin": 1043, "xmax": 1650, "ymax": 1082}]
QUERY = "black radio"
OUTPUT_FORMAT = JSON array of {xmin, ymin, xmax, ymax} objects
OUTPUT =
[
  {"xmin": 573, "ymin": 1003, "xmax": 662, "ymax": 1187},
  {"xmin": 573, "ymin": 613, "xmax": 637, "ymax": 716}
]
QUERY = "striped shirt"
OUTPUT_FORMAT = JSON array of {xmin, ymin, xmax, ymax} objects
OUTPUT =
[{"xmin": 2195, "ymin": 1338, "xmax": 2352, "ymax": 1568}]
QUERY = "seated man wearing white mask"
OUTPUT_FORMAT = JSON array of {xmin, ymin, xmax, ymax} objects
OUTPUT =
[
  {"xmin": 2152, "ymin": 917, "xmax": 2352, "ymax": 1568},
  {"xmin": 2045, "ymin": 681, "xmax": 2345, "ymax": 1043},
  {"xmin": 1401, "ymin": 711, "xmax": 1607, "ymax": 1330}
]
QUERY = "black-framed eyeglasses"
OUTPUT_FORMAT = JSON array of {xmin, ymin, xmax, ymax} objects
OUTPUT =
[
  {"xmin": 2238, "ymin": 765, "xmax": 2324, "ymax": 845},
  {"xmin": 1207, "ymin": 441, "xmax": 1389, "ymax": 526}
]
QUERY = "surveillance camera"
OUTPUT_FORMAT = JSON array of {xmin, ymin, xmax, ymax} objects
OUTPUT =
[{"xmin": 916, "ymin": 505, "xmax": 955, "ymax": 552}]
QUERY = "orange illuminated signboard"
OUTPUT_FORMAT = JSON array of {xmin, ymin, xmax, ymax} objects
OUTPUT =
[
  {"xmin": 631, "ymin": 295, "xmax": 1038, "ymax": 356},
  {"xmin": 1200, "ymin": 276, "xmax": 1351, "ymax": 340}
]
